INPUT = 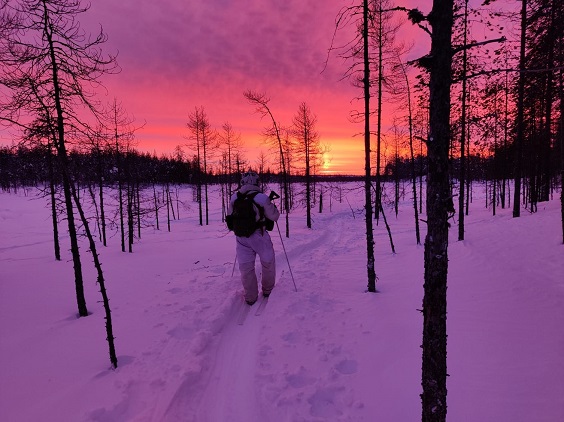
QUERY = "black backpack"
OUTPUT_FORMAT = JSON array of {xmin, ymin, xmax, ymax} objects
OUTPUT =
[{"xmin": 227, "ymin": 191, "xmax": 262, "ymax": 237}]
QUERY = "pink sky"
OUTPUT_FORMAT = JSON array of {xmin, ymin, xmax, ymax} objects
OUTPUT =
[
  {"xmin": 81, "ymin": 0, "xmax": 431, "ymax": 175},
  {"xmin": 1, "ymin": 0, "xmax": 517, "ymax": 175},
  {"xmin": 1, "ymin": 0, "xmax": 433, "ymax": 175}
]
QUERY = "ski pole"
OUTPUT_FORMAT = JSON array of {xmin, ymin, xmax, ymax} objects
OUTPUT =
[
  {"xmin": 231, "ymin": 253, "xmax": 237, "ymax": 277},
  {"xmin": 276, "ymin": 221, "xmax": 297, "ymax": 292}
]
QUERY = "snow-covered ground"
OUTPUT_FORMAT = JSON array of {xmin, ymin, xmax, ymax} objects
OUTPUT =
[{"xmin": 1, "ymin": 182, "xmax": 563, "ymax": 422}]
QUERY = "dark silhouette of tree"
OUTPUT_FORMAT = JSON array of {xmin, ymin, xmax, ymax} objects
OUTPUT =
[
  {"xmin": 370, "ymin": 0, "xmax": 404, "ymax": 221},
  {"xmin": 361, "ymin": 0, "xmax": 377, "ymax": 292},
  {"xmin": 68, "ymin": 177, "xmax": 117, "ymax": 368},
  {"xmin": 513, "ymin": 0, "xmax": 527, "ymax": 218},
  {"xmin": 0, "ymin": 0, "xmax": 117, "ymax": 317},
  {"xmin": 331, "ymin": 0, "xmax": 378, "ymax": 291},
  {"xmin": 22, "ymin": 120, "xmax": 63, "ymax": 260},
  {"xmin": 514, "ymin": 0, "xmax": 563, "ymax": 213},
  {"xmin": 244, "ymin": 90, "xmax": 292, "ymax": 237},
  {"xmin": 1, "ymin": 0, "xmax": 119, "ymax": 367},
  {"xmin": 557, "ymin": 38, "xmax": 564, "ymax": 244},
  {"xmin": 84, "ymin": 124, "xmax": 110, "ymax": 246},
  {"xmin": 186, "ymin": 106, "xmax": 216, "ymax": 226},
  {"xmin": 396, "ymin": 1, "xmax": 455, "ymax": 419},
  {"xmin": 105, "ymin": 99, "xmax": 137, "ymax": 252},
  {"xmin": 457, "ymin": 0, "xmax": 470, "ymax": 240},
  {"xmin": 218, "ymin": 121, "xmax": 244, "ymax": 220},
  {"xmin": 394, "ymin": 53, "xmax": 421, "ymax": 244},
  {"xmin": 291, "ymin": 102, "xmax": 321, "ymax": 229},
  {"xmin": 420, "ymin": 2, "xmax": 454, "ymax": 419}
]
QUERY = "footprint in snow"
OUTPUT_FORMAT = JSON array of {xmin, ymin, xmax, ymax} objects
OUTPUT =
[
  {"xmin": 285, "ymin": 366, "xmax": 316, "ymax": 389},
  {"xmin": 308, "ymin": 386, "xmax": 346, "ymax": 418},
  {"xmin": 334, "ymin": 359, "xmax": 358, "ymax": 375}
]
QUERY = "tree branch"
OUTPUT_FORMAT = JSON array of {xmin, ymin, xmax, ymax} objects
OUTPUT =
[{"xmin": 452, "ymin": 36, "xmax": 506, "ymax": 54}]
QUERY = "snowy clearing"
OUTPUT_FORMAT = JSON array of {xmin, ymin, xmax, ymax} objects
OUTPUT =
[{"xmin": 1, "ymin": 183, "xmax": 563, "ymax": 421}]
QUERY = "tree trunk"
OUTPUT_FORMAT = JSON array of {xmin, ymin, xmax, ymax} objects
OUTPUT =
[
  {"xmin": 87, "ymin": 182, "xmax": 101, "ymax": 240},
  {"xmin": 97, "ymin": 152, "xmax": 107, "ymax": 246},
  {"xmin": 513, "ymin": 0, "xmax": 527, "ymax": 218},
  {"xmin": 458, "ymin": 0, "xmax": 469, "ymax": 241},
  {"xmin": 153, "ymin": 183, "xmax": 160, "ymax": 230},
  {"xmin": 62, "ymin": 164, "xmax": 88, "ymax": 316},
  {"xmin": 118, "ymin": 153, "xmax": 125, "ymax": 252},
  {"xmin": 44, "ymin": 4, "xmax": 87, "ymax": 316},
  {"xmin": 374, "ymin": 1, "xmax": 384, "ymax": 222},
  {"xmin": 364, "ymin": 0, "xmax": 377, "ymax": 292},
  {"xmin": 559, "ymin": 53, "xmax": 564, "ymax": 244},
  {"xmin": 166, "ymin": 184, "xmax": 171, "ymax": 232},
  {"xmin": 47, "ymin": 144, "xmax": 61, "ymax": 261},
  {"xmin": 136, "ymin": 182, "xmax": 141, "ymax": 239},
  {"xmin": 379, "ymin": 200, "xmax": 395, "ymax": 254},
  {"xmin": 402, "ymin": 59, "xmax": 421, "ymax": 244},
  {"xmin": 127, "ymin": 181, "xmax": 133, "ymax": 253},
  {"xmin": 539, "ymin": 0, "xmax": 557, "ymax": 203},
  {"xmin": 69, "ymin": 180, "xmax": 118, "ymax": 368},
  {"xmin": 421, "ymin": 1, "xmax": 454, "ymax": 420}
]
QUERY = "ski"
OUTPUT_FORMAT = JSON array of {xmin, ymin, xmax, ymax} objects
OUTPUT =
[
  {"xmin": 254, "ymin": 296, "xmax": 269, "ymax": 316},
  {"xmin": 237, "ymin": 302, "xmax": 252, "ymax": 325}
]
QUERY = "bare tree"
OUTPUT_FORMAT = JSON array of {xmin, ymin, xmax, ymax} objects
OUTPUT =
[
  {"xmin": 244, "ymin": 90, "xmax": 291, "ymax": 237},
  {"xmin": 291, "ymin": 102, "xmax": 321, "ymax": 229},
  {"xmin": 0, "ymin": 0, "xmax": 119, "ymax": 368},
  {"xmin": 404, "ymin": 2, "xmax": 455, "ymax": 420},
  {"xmin": 256, "ymin": 151, "xmax": 269, "ymax": 175},
  {"xmin": 85, "ymin": 125, "xmax": 109, "ymax": 246},
  {"xmin": 513, "ymin": 0, "xmax": 527, "ymax": 218},
  {"xmin": 218, "ymin": 121, "xmax": 244, "ymax": 219},
  {"xmin": 68, "ymin": 178, "xmax": 118, "ymax": 368},
  {"xmin": 370, "ymin": 0, "xmax": 404, "ymax": 221},
  {"xmin": 186, "ymin": 106, "xmax": 216, "ymax": 226},
  {"xmin": 0, "ymin": 0, "xmax": 117, "ymax": 317},
  {"xmin": 363, "ymin": 0, "xmax": 378, "ymax": 293},
  {"xmin": 104, "ymin": 99, "xmax": 137, "ymax": 252},
  {"xmin": 22, "ymin": 119, "xmax": 63, "ymax": 259},
  {"xmin": 218, "ymin": 121, "xmax": 243, "ymax": 197},
  {"xmin": 457, "ymin": 0, "xmax": 470, "ymax": 240},
  {"xmin": 560, "ymin": 40, "xmax": 564, "ymax": 244},
  {"xmin": 394, "ymin": 53, "xmax": 421, "ymax": 244}
]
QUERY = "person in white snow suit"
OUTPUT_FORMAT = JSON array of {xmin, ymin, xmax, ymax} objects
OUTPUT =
[{"xmin": 226, "ymin": 171, "xmax": 280, "ymax": 305}]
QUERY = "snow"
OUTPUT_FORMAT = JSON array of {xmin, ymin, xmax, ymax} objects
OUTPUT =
[{"xmin": 1, "ymin": 183, "xmax": 563, "ymax": 422}]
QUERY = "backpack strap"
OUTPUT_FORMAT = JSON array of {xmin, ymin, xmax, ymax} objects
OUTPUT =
[{"xmin": 245, "ymin": 191, "xmax": 265, "ymax": 225}]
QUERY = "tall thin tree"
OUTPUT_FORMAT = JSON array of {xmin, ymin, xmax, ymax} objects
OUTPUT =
[
  {"xmin": 186, "ymin": 106, "xmax": 215, "ymax": 226},
  {"xmin": 0, "ymin": 0, "xmax": 117, "ymax": 316},
  {"xmin": 291, "ymin": 102, "xmax": 321, "ymax": 229},
  {"xmin": 513, "ymin": 0, "xmax": 527, "ymax": 218},
  {"xmin": 420, "ymin": 2, "xmax": 454, "ymax": 419},
  {"xmin": 244, "ymin": 90, "xmax": 291, "ymax": 237}
]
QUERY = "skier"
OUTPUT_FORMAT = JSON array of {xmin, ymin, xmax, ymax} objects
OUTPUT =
[{"xmin": 226, "ymin": 171, "xmax": 280, "ymax": 305}]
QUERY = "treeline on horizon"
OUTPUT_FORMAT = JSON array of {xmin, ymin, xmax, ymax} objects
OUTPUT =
[{"xmin": 1, "ymin": 139, "xmax": 561, "ymax": 192}]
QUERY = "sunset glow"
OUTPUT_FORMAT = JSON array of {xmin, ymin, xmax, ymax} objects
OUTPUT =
[
  {"xmin": 87, "ymin": 0, "xmax": 431, "ymax": 176},
  {"xmin": 0, "ymin": 0, "xmax": 432, "ymax": 176}
]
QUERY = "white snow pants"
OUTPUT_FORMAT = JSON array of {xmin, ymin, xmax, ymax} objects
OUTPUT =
[{"xmin": 236, "ymin": 230, "xmax": 276, "ymax": 302}]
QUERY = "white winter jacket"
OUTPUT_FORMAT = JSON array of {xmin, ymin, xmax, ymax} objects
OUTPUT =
[{"xmin": 227, "ymin": 184, "xmax": 280, "ymax": 233}]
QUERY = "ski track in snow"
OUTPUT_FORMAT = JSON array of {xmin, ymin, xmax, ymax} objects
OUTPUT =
[
  {"xmin": 3, "ymin": 187, "xmax": 563, "ymax": 422},
  {"xmin": 159, "ymin": 208, "xmax": 368, "ymax": 421}
]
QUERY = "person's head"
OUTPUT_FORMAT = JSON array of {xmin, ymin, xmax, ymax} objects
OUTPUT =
[{"xmin": 241, "ymin": 170, "xmax": 260, "ymax": 187}]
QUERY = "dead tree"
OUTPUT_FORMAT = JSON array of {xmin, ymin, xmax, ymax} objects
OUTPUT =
[
  {"xmin": 291, "ymin": 102, "xmax": 321, "ymax": 229},
  {"xmin": 331, "ymin": 0, "xmax": 378, "ymax": 291},
  {"xmin": 0, "ymin": 0, "xmax": 117, "ymax": 317},
  {"xmin": 410, "ymin": 3, "xmax": 455, "ymax": 420},
  {"xmin": 244, "ymin": 90, "xmax": 292, "ymax": 237},
  {"xmin": 186, "ymin": 106, "xmax": 216, "ymax": 226}
]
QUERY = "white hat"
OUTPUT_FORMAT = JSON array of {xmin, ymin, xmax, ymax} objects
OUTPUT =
[{"xmin": 241, "ymin": 171, "xmax": 260, "ymax": 186}]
